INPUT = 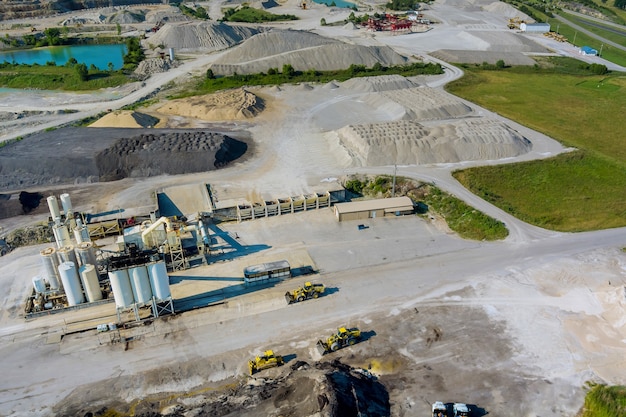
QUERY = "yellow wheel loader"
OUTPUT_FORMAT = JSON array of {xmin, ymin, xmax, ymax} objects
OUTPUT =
[
  {"xmin": 248, "ymin": 350, "xmax": 284, "ymax": 375},
  {"xmin": 316, "ymin": 326, "xmax": 361, "ymax": 355},
  {"xmin": 285, "ymin": 281, "xmax": 325, "ymax": 304}
]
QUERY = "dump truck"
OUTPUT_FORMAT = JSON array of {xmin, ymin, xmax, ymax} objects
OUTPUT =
[
  {"xmin": 248, "ymin": 350, "xmax": 284, "ymax": 375},
  {"xmin": 316, "ymin": 326, "xmax": 361, "ymax": 355},
  {"xmin": 453, "ymin": 403, "xmax": 470, "ymax": 417},
  {"xmin": 285, "ymin": 281, "xmax": 325, "ymax": 304},
  {"xmin": 432, "ymin": 401, "xmax": 447, "ymax": 417}
]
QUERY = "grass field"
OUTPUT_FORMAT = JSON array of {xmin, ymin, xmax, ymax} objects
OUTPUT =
[
  {"xmin": 0, "ymin": 64, "xmax": 130, "ymax": 90},
  {"xmin": 581, "ymin": 383, "xmax": 626, "ymax": 417},
  {"xmin": 447, "ymin": 60, "xmax": 626, "ymax": 232}
]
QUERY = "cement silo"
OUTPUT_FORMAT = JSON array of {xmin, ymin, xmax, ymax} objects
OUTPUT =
[
  {"xmin": 60, "ymin": 193, "xmax": 72, "ymax": 217},
  {"xmin": 53, "ymin": 224, "xmax": 71, "ymax": 248},
  {"xmin": 76, "ymin": 242, "xmax": 97, "ymax": 267},
  {"xmin": 40, "ymin": 247, "xmax": 61, "ymax": 290},
  {"xmin": 58, "ymin": 261, "xmax": 85, "ymax": 306},
  {"xmin": 147, "ymin": 261, "xmax": 171, "ymax": 300},
  {"xmin": 79, "ymin": 264, "xmax": 102, "ymax": 302},
  {"xmin": 108, "ymin": 269, "xmax": 134, "ymax": 308},
  {"xmin": 129, "ymin": 265, "xmax": 153, "ymax": 304},
  {"xmin": 32, "ymin": 276, "xmax": 46, "ymax": 294},
  {"xmin": 47, "ymin": 196, "xmax": 61, "ymax": 221},
  {"xmin": 58, "ymin": 245, "xmax": 77, "ymax": 266}
]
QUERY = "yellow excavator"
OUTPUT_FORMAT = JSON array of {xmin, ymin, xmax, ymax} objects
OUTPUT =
[
  {"xmin": 316, "ymin": 326, "xmax": 361, "ymax": 355},
  {"xmin": 248, "ymin": 350, "xmax": 284, "ymax": 375},
  {"xmin": 285, "ymin": 281, "xmax": 325, "ymax": 304}
]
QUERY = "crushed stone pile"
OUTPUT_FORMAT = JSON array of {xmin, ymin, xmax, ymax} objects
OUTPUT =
[
  {"xmin": 378, "ymin": 87, "xmax": 473, "ymax": 120},
  {"xmin": 134, "ymin": 57, "xmax": 176, "ymax": 77},
  {"xmin": 337, "ymin": 119, "xmax": 532, "ymax": 166},
  {"xmin": 144, "ymin": 6, "xmax": 188, "ymax": 24},
  {"xmin": 210, "ymin": 30, "xmax": 407, "ymax": 75},
  {"xmin": 341, "ymin": 74, "xmax": 417, "ymax": 93},
  {"xmin": 146, "ymin": 21, "xmax": 264, "ymax": 52},
  {"xmin": 106, "ymin": 9, "xmax": 146, "ymax": 24},
  {"xmin": 89, "ymin": 110, "xmax": 159, "ymax": 128},
  {"xmin": 483, "ymin": 1, "xmax": 531, "ymax": 19},
  {"xmin": 156, "ymin": 88, "xmax": 264, "ymax": 121},
  {"xmin": 0, "ymin": 128, "xmax": 247, "ymax": 189}
]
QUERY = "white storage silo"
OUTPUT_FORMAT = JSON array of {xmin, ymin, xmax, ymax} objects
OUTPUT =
[
  {"xmin": 60, "ymin": 193, "xmax": 73, "ymax": 216},
  {"xmin": 47, "ymin": 196, "xmax": 61, "ymax": 221},
  {"xmin": 32, "ymin": 276, "xmax": 46, "ymax": 293},
  {"xmin": 58, "ymin": 245, "xmax": 77, "ymax": 266},
  {"xmin": 79, "ymin": 264, "xmax": 102, "ymax": 302},
  {"xmin": 53, "ymin": 224, "xmax": 71, "ymax": 248},
  {"xmin": 76, "ymin": 242, "xmax": 97, "ymax": 267},
  {"xmin": 147, "ymin": 261, "xmax": 171, "ymax": 300},
  {"xmin": 40, "ymin": 247, "xmax": 61, "ymax": 290},
  {"xmin": 58, "ymin": 261, "xmax": 85, "ymax": 306},
  {"xmin": 73, "ymin": 225, "xmax": 90, "ymax": 244},
  {"xmin": 108, "ymin": 269, "xmax": 135, "ymax": 308},
  {"xmin": 129, "ymin": 265, "xmax": 153, "ymax": 304}
]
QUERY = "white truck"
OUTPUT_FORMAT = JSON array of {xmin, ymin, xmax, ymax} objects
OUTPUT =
[
  {"xmin": 432, "ymin": 401, "xmax": 447, "ymax": 417},
  {"xmin": 453, "ymin": 403, "xmax": 470, "ymax": 417}
]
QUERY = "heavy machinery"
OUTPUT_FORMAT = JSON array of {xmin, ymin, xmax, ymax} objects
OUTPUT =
[
  {"xmin": 453, "ymin": 403, "xmax": 470, "ymax": 417},
  {"xmin": 285, "ymin": 281, "xmax": 325, "ymax": 304},
  {"xmin": 316, "ymin": 326, "xmax": 361, "ymax": 355},
  {"xmin": 432, "ymin": 401, "xmax": 447, "ymax": 417},
  {"xmin": 248, "ymin": 350, "xmax": 284, "ymax": 375}
]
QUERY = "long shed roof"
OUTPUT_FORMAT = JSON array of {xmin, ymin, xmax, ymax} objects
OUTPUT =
[{"xmin": 333, "ymin": 196, "xmax": 414, "ymax": 214}]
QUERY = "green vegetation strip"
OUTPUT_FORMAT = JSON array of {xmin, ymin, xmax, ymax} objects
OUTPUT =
[
  {"xmin": 344, "ymin": 175, "xmax": 508, "ymax": 241},
  {"xmin": 582, "ymin": 384, "xmax": 626, "ymax": 417},
  {"xmin": 447, "ymin": 58, "xmax": 626, "ymax": 232}
]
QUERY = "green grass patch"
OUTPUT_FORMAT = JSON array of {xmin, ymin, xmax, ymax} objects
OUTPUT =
[
  {"xmin": 581, "ymin": 383, "xmax": 626, "ymax": 417},
  {"xmin": 0, "ymin": 63, "xmax": 131, "ymax": 91},
  {"xmin": 222, "ymin": 6, "xmax": 298, "ymax": 22},
  {"xmin": 447, "ymin": 61, "xmax": 626, "ymax": 232},
  {"xmin": 561, "ymin": 12, "xmax": 626, "ymax": 48}
]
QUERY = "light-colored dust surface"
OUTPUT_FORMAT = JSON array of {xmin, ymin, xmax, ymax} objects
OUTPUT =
[{"xmin": 0, "ymin": 0, "xmax": 625, "ymax": 416}]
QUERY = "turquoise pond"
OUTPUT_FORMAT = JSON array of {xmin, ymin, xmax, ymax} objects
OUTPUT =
[
  {"xmin": 312, "ymin": 0, "xmax": 357, "ymax": 9},
  {"xmin": 0, "ymin": 44, "xmax": 128, "ymax": 70}
]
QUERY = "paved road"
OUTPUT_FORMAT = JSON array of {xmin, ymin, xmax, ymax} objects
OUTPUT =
[{"xmin": 555, "ymin": 12, "xmax": 626, "ymax": 53}]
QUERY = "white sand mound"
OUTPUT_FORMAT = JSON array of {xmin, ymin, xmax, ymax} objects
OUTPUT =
[
  {"xmin": 156, "ymin": 88, "xmax": 264, "ymax": 121},
  {"xmin": 483, "ymin": 1, "xmax": 531, "ymax": 20},
  {"xmin": 89, "ymin": 111, "xmax": 159, "ymax": 128},
  {"xmin": 323, "ymin": 81, "xmax": 339, "ymax": 90},
  {"xmin": 210, "ymin": 30, "xmax": 407, "ymax": 75},
  {"xmin": 147, "ymin": 21, "xmax": 263, "ymax": 52},
  {"xmin": 106, "ymin": 10, "xmax": 145, "ymax": 24},
  {"xmin": 297, "ymin": 83, "xmax": 314, "ymax": 91},
  {"xmin": 341, "ymin": 75, "xmax": 417, "ymax": 93},
  {"xmin": 337, "ymin": 119, "xmax": 532, "ymax": 166},
  {"xmin": 378, "ymin": 87, "xmax": 473, "ymax": 120}
]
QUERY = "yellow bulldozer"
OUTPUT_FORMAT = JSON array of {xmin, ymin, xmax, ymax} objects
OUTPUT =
[
  {"xmin": 316, "ymin": 326, "xmax": 361, "ymax": 355},
  {"xmin": 248, "ymin": 350, "xmax": 284, "ymax": 375},
  {"xmin": 285, "ymin": 281, "xmax": 325, "ymax": 304}
]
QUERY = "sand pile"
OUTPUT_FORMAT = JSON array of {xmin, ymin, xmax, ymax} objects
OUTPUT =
[
  {"xmin": 210, "ymin": 30, "xmax": 408, "ymax": 75},
  {"xmin": 106, "ymin": 9, "xmax": 145, "ymax": 24},
  {"xmin": 156, "ymin": 88, "xmax": 265, "ymax": 121},
  {"xmin": 341, "ymin": 75, "xmax": 416, "ymax": 93},
  {"xmin": 146, "ymin": 21, "xmax": 263, "ymax": 52},
  {"xmin": 377, "ymin": 87, "xmax": 473, "ymax": 120},
  {"xmin": 337, "ymin": 119, "xmax": 532, "ymax": 166},
  {"xmin": 483, "ymin": 1, "xmax": 531, "ymax": 19},
  {"xmin": 89, "ymin": 111, "xmax": 160, "ymax": 128}
]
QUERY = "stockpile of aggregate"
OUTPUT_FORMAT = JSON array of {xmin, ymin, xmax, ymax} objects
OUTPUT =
[
  {"xmin": 210, "ymin": 30, "xmax": 408, "ymax": 75},
  {"xmin": 337, "ymin": 119, "xmax": 532, "ymax": 166}
]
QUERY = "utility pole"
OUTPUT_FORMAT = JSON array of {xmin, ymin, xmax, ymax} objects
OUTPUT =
[
  {"xmin": 556, "ymin": 24, "xmax": 560, "ymax": 34},
  {"xmin": 599, "ymin": 43, "xmax": 603, "ymax": 56},
  {"xmin": 392, "ymin": 164, "xmax": 397, "ymax": 197},
  {"xmin": 573, "ymin": 31, "xmax": 577, "ymax": 45}
]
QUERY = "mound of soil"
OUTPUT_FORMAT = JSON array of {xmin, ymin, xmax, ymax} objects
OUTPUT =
[
  {"xmin": 156, "ymin": 88, "xmax": 265, "ymax": 121},
  {"xmin": 89, "ymin": 111, "xmax": 160, "ymax": 128}
]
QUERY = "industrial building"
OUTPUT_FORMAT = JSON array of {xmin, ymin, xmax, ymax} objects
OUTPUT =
[
  {"xmin": 333, "ymin": 196, "xmax": 414, "ymax": 222},
  {"xmin": 520, "ymin": 22, "xmax": 550, "ymax": 33}
]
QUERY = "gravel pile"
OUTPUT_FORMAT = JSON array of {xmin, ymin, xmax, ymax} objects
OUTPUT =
[
  {"xmin": 134, "ymin": 57, "xmax": 176, "ymax": 78},
  {"xmin": 146, "ymin": 21, "xmax": 264, "ymax": 52}
]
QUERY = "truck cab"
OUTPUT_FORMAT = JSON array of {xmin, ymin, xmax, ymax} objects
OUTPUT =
[{"xmin": 453, "ymin": 403, "xmax": 470, "ymax": 417}]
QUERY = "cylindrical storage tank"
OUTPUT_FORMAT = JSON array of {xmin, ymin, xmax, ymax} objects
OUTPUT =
[
  {"xmin": 58, "ymin": 245, "xmax": 77, "ymax": 266},
  {"xmin": 79, "ymin": 264, "xmax": 102, "ymax": 303},
  {"xmin": 129, "ymin": 265, "xmax": 153, "ymax": 304},
  {"xmin": 32, "ymin": 276, "xmax": 46, "ymax": 293},
  {"xmin": 58, "ymin": 261, "xmax": 84, "ymax": 306},
  {"xmin": 147, "ymin": 261, "xmax": 171, "ymax": 300},
  {"xmin": 40, "ymin": 247, "xmax": 61, "ymax": 290},
  {"xmin": 73, "ymin": 225, "xmax": 91, "ymax": 244},
  {"xmin": 60, "ymin": 193, "xmax": 72, "ymax": 216},
  {"xmin": 76, "ymin": 242, "xmax": 97, "ymax": 267},
  {"xmin": 47, "ymin": 195, "xmax": 61, "ymax": 221},
  {"xmin": 108, "ymin": 269, "xmax": 134, "ymax": 308},
  {"xmin": 53, "ymin": 224, "xmax": 71, "ymax": 248},
  {"xmin": 169, "ymin": 47, "xmax": 174, "ymax": 61}
]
